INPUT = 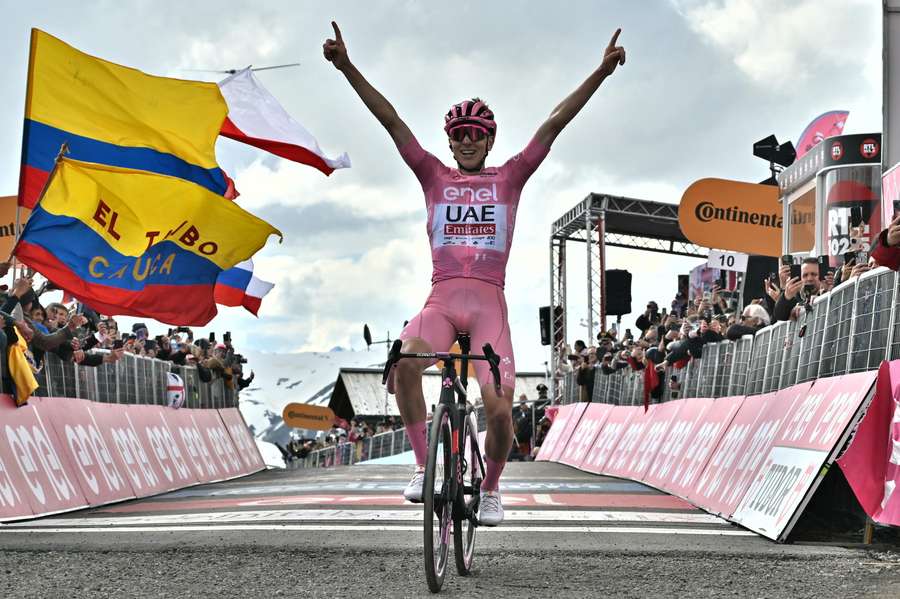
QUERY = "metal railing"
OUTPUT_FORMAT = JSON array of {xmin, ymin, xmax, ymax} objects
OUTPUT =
[
  {"xmin": 559, "ymin": 267, "xmax": 900, "ymax": 406},
  {"xmin": 297, "ymin": 267, "xmax": 900, "ymax": 468},
  {"xmin": 30, "ymin": 351, "xmax": 236, "ymax": 409}
]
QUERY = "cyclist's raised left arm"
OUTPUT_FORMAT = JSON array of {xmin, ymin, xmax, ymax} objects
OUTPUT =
[{"xmin": 534, "ymin": 28, "xmax": 626, "ymax": 148}]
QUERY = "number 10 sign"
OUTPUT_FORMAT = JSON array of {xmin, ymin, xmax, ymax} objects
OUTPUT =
[{"xmin": 707, "ymin": 249, "xmax": 749, "ymax": 272}]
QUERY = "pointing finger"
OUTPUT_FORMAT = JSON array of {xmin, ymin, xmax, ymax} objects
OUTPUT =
[
  {"xmin": 608, "ymin": 28, "xmax": 621, "ymax": 48},
  {"xmin": 332, "ymin": 21, "xmax": 343, "ymax": 42}
]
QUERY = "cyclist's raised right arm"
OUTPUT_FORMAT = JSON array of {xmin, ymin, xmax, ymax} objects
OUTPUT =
[{"xmin": 324, "ymin": 21, "xmax": 413, "ymax": 149}]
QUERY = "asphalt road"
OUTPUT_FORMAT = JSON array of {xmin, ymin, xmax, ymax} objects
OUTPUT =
[{"xmin": 1, "ymin": 462, "xmax": 898, "ymax": 598}]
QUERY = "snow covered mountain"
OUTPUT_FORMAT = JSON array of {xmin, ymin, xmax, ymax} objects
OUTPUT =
[{"xmin": 237, "ymin": 347, "xmax": 385, "ymax": 444}]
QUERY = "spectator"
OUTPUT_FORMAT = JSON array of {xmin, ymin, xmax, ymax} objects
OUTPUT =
[
  {"xmin": 726, "ymin": 304, "xmax": 770, "ymax": 340},
  {"xmin": 870, "ymin": 213, "xmax": 900, "ymax": 270},
  {"xmin": 635, "ymin": 301, "xmax": 661, "ymax": 333},
  {"xmin": 773, "ymin": 258, "xmax": 823, "ymax": 322},
  {"xmin": 576, "ymin": 347, "xmax": 598, "ymax": 401}
]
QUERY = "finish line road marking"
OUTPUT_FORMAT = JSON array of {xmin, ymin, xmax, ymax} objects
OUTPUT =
[
  {"xmin": 2, "ymin": 509, "xmax": 729, "ymax": 527},
  {"xmin": 0, "ymin": 524, "xmax": 757, "ymax": 536}
]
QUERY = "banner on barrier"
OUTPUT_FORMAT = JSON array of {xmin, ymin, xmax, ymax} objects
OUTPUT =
[
  {"xmin": 558, "ymin": 404, "xmax": 612, "ymax": 468},
  {"xmin": 535, "ymin": 403, "xmax": 586, "ymax": 462},
  {"xmin": 733, "ymin": 371, "xmax": 877, "ymax": 540},
  {"xmin": 219, "ymin": 408, "xmax": 267, "ymax": 473},
  {"xmin": 0, "ymin": 396, "xmax": 88, "ymax": 520},
  {"xmin": 579, "ymin": 406, "xmax": 639, "ymax": 475},
  {"xmin": 31, "ymin": 397, "xmax": 138, "ymax": 506},
  {"xmin": 838, "ymin": 362, "xmax": 900, "ymax": 527},
  {"xmin": 0, "ymin": 395, "xmax": 266, "ymax": 523},
  {"xmin": 609, "ymin": 401, "xmax": 683, "ymax": 482},
  {"xmin": 658, "ymin": 396, "xmax": 743, "ymax": 499}
]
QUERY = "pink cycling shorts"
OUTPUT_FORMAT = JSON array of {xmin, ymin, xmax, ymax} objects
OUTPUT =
[{"xmin": 392, "ymin": 277, "xmax": 515, "ymax": 393}]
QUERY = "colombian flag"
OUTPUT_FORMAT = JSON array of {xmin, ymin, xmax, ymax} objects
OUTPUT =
[
  {"xmin": 14, "ymin": 159, "xmax": 282, "ymax": 325},
  {"xmin": 18, "ymin": 29, "xmax": 229, "ymax": 208}
]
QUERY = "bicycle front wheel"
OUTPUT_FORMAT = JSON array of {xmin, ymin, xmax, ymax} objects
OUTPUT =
[
  {"xmin": 454, "ymin": 408, "xmax": 483, "ymax": 575},
  {"xmin": 423, "ymin": 403, "xmax": 452, "ymax": 593}
]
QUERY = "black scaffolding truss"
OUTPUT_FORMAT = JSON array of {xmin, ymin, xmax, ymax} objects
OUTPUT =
[{"xmin": 549, "ymin": 193, "xmax": 708, "ymax": 401}]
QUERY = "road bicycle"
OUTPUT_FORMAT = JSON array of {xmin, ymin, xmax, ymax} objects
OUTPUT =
[{"xmin": 382, "ymin": 334, "xmax": 501, "ymax": 593}]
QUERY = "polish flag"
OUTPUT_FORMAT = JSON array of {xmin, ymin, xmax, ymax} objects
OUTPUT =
[
  {"xmin": 214, "ymin": 259, "xmax": 274, "ymax": 316},
  {"xmin": 218, "ymin": 68, "xmax": 351, "ymax": 175}
]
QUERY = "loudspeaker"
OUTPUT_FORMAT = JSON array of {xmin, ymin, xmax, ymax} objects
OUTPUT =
[
  {"xmin": 742, "ymin": 255, "xmax": 779, "ymax": 308},
  {"xmin": 605, "ymin": 269, "xmax": 632, "ymax": 316},
  {"xmin": 539, "ymin": 306, "xmax": 551, "ymax": 346},
  {"xmin": 538, "ymin": 306, "xmax": 564, "ymax": 346}
]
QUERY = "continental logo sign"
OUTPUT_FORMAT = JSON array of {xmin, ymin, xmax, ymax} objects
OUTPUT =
[
  {"xmin": 679, "ymin": 178, "xmax": 781, "ymax": 257},
  {"xmin": 282, "ymin": 403, "xmax": 336, "ymax": 431}
]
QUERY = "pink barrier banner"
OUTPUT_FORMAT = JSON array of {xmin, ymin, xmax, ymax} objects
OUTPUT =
[
  {"xmin": 643, "ymin": 397, "xmax": 711, "ymax": 492},
  {"xmin": 218, "ymin": 408, "xmax": 266, "ymax": 474},
  {"xmin": 0, "ymin": 396, "xmax": 266, "ymax": 523},
  {"xmin": 31, "ymin": 397, "xmax": 138, "ymax": 506},
  {"xmin": 535, "ymin": 403, "xmax": 587, "ymax": 462},
  {"xmin": 103, "ymin": 404, "xmax": 195, "ymax": 496},
  {"xmin": 558, "ymin": 404, "xmax": 612, "ymax": 468},
  {"xmin": 579, "ymin": 406, "xmax": 639, "ymax": 475},
  {"xmin": 659, "ymin": 396, "xmax": 743, "ymax": 499},
  {"xmin": 689, "ymin": 392, "xmax": 784, "ymax": 516},
  {"xmin": 733, "ymin": 372, "xmax": 876, "ymax": 539},
  {"xmin": 837, "ymin": 362, "xmax": 900, "ymax": 526},
  {"xmin": 185, "ymin": 409, "xmax": 244, "ymax": 481},
  {"xmin": 0, "ymin": 395, "xmax": 88, "ymax": 520},
  {"xmin": 610, "ymin": 401, "xmax": 684, "ymax": 482}
]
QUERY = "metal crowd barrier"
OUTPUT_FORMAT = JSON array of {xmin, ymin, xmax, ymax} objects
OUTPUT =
[
  {"xmin": 299, "ymin": 267, "xmax": 900, "ymax": 468},
  {"xmin": 559, "ymin": 267, "xmax": 900, "ymax": 406},
  {"xmin": 31, "ymin": 351, "xmax": 236, "ymax": 409},
  {"xmin": 298, "ymin": 403, "xmax": 496, "ymax": 468}
]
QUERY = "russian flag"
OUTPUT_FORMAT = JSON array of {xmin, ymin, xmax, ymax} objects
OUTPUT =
[
  {"xmin": 218, "ymin": 68, "xmax": 351, "ymax": 176},
  {"xmin": 214, "ymin": 260, "xmax": 274, "ymax": 316}
]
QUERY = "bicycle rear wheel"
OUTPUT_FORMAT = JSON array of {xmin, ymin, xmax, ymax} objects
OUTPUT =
[
  {"xmin": 423, "ymin": 404, "xmax": 452, "ymax": 593},
  {"xmin": 454, "ymin": 408, "xmax": 483, "ymax": 575}
]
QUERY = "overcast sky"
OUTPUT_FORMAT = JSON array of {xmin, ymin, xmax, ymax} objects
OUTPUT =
[{"xmin": 0, "ymin": 1, "xmax": 882, "ymax": 370}]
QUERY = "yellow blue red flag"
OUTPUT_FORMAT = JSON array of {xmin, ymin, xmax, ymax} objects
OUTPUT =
[
  {"xmin": 18, "ymin": 29, "xmax": 229, "ymax": 208},
  {"xmin": 14, "ymin": 159, "xmax": 282, "ymax": 325}
]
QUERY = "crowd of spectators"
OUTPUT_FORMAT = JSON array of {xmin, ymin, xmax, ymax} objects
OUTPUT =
[
  {"xmin": 281, "ymin": 416, "xmax": 406, "ymax": 463},
  {"xmin": 0, "ymin": 266, "xmax": 254, "ymax": 405},
  {"xmin": 550, "ymin": 217, "xmax": 900, "ymax": 406}
]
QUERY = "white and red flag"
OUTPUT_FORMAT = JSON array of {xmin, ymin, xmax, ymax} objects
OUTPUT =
[
  {"xmin": 214, "ymin": 259, "xmax": 275, "ymax": 316},
  {"xmin": 218, "ymin": 68, "xmax": 351, "ymax": 175}
]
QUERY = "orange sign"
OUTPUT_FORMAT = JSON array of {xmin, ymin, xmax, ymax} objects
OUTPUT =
[
  {"xmin": 679, "ymin": 178, "xmax": 782, "ymax": 257},
  {"xmin": 0, "ymin": 196, "xmax": 29, "ymax": 260},
  {"xmin": 282, "ymin": 403, "xmax": 336, "ymax": 431},
  {"xmin": 436, "ymin": 341, "xmax": 477, "ymax": 378}
]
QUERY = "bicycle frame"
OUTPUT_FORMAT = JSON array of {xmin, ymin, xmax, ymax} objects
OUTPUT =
[{"xmin": 434, "ymin": 337, "xmax": 485, "ymax": 526}]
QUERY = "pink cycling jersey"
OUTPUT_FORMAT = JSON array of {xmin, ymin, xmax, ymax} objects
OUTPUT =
[
  {"xmin": 399, "ymin": 135, "xmax": 550, "ymax": 289},
  {"xmin": 392, "ymin": 135, "xmax": 550, "ymax": 391}
]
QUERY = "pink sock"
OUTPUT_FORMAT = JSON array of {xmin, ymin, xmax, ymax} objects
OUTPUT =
[
  {"xmin": 407, "ymin": 421, "xmax": 427, "ymax": 466},
  {"xmin": 482, "ymin": 456, "xmax": 506, "ymax": 492}
]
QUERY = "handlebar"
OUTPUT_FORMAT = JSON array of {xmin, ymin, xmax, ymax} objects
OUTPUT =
[{"xmin": 381, "ymin": 340, "xmax": 503, "ymax": 393}]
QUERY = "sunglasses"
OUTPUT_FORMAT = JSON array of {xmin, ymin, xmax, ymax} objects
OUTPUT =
[{"xmin": 449, "ymin": 125, "xmax": 488, "ymax": 143}]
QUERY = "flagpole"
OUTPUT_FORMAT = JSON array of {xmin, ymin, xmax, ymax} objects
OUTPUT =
[{"xmin": 9, "ymin": 142, "xmax": 68, "ymax": 271}]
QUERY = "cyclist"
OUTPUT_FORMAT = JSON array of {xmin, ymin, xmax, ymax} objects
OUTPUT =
[{"xmin": 324, "ymin": 21, "xmax": 625, "ymax": 525}]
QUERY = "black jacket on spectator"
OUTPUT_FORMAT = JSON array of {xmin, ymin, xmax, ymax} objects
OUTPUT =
[
  {"xmin": 774, "ymin": 292, "xmax": 799, "ymax": 322},
  {"xmin": 576, "ymin": 365, "xmax": 596, "ymax": 401},
  {"xmin": 726, "ymin": 323, "xmax": 762, "ymax": 341}
]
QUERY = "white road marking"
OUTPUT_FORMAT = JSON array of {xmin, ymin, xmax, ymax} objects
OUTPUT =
[
  {"xmin": 0, "ymin": 524, "xmax": 758, "ymax": 536},
  {"xmin": 2, "ymin": 509, "xmax": 728, "ymax": 527}
]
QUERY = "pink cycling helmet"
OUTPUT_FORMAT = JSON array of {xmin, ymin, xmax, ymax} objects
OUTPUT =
[{"xmin": 444, "ymin": 98, "xmax": 497, "ymax": 138}]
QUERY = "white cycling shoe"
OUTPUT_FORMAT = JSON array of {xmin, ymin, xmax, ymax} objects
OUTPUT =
[
  {"xmin": 403, "ymin": 467, "xmax": 426, "ymax": 502},
  {"xmin": 479, "ymin": 490, "xmax": 504, "ymax": 526}
]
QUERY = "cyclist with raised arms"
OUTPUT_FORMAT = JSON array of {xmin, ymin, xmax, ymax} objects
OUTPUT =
[{"xmin": 324, "ymin": 21, "xmax": 625, "ymax": 526}]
